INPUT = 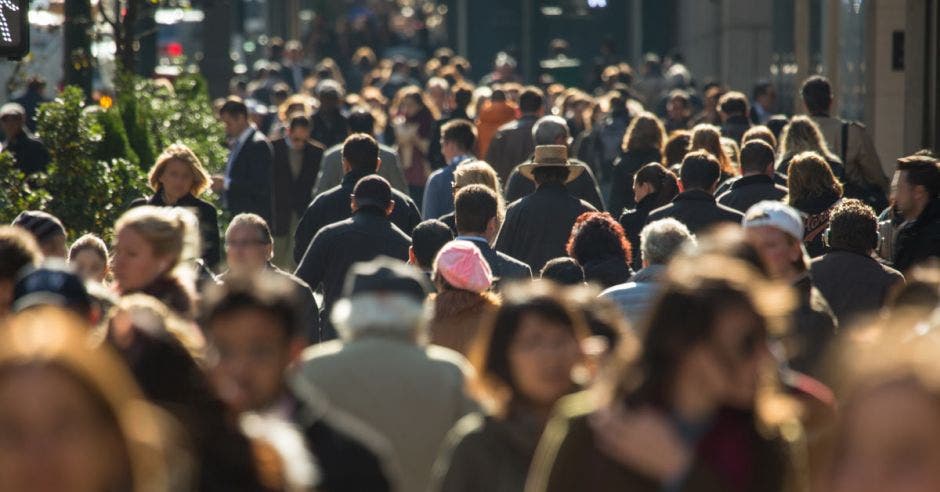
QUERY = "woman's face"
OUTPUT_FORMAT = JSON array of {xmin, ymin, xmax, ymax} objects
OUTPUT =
[
  {"xmin": 70, "ymin": 249, "xmax": 108, "ymax": 284},
  {"xmin": 401, "ymin": 96, "xmax": 420, "ymax": 117},
  {"xmin": 831, "ymin": 383, "xmax": 940, "ymax": 492},
  {"xmin": 685, "ymin": 305, "xmax": 768, "ymax": 408},
  {"xmin": 158, "ymin": 159, "xmax": 196, "ymax": 202},
  {"xmin": 111, "ymin": 227, "xmax": 167, "ymax": 293},
  {"xmin": 508, "ymin": 313, "xmax": 581, "ymax": 408},
  {"xmin": 0, "ymin": 367, "xmax": 127, "ymax": 492},
  {"xmin": 633, "ymin": 180, "xmax": 654, "ymax": 203}
]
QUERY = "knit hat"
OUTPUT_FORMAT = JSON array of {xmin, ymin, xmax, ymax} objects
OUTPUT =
[
  {"xmin": 12, "ymin": 211, "xmax": 66, "ymax": 243},
  {"xmin": 742, "ymin": 201, "xmax": 804, "ymax": 242},
  {"xmin": 433, "ymin": 240, "xmax": 493, "ymax": 293},
  {"xmin": 13, "ymin": 260, "xmax": 91, "ymax": 317}
]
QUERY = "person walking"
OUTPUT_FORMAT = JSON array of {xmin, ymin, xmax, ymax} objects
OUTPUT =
[
  {"xmin": 486, "ymin": 87, "xmax": 544, "ymax": 183},
  {"xmin": 296, "ymin": 257, "xmax": 478, "ymax": 492},
  {"xmin": 423, "ymin": 119, "xmax": 477, "ymax": 219},
  {"xmin": 646, "ymin": 150, "xmax": 744, "ymax": 233},
  {"xmin": 495, "ymin": 145, "xmax": 596, "ymax": 271},
  {"xmin": 801, "ymin": 75, "xmax": 889, "ymax": 208},
  {"xmin": 718, "ymin": 140, "xmax": 788, "ymax": 213},
  {"xmin": 270, "ymin": 114, "xmax": 325, "ymax": 270},
  {"xmin": 212, "ymin": 98, "xmax": 274, "ymax": 223},
  {"xmin": 810, "ymin": 199, "xmax": 904, "ymax": 326},
  {"xmin": 132, "ymin": 143, "xmax": 221, "ymax": 270},
  {"xmin": 504, "ymin": 115, "xmax": 604, "ymax": 211},
  {"xmin": 294, "ymin": 176, "xmax": 412, "ymax": 340},
  {"xmin": 293, "ymin": 133, "xmax": 421, "ymax": 264}
]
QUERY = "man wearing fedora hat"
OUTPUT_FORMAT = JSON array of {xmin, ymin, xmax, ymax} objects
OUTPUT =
[
  {"xmin": 503, "ymin": 115, "xmax": 604, "ymax": 210},
  {"xmin": 495, "ymin": 145, "xmax": 596, "ymax": 271}
]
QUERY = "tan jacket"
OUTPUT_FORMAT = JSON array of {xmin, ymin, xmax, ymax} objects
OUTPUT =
[
  {"xmin": 295, "ymin": 336, "xmax": 479, "ymax": 492},
  {"xmin": 809, "ymin": 115, "xmax": 889, "ymax": 193}
]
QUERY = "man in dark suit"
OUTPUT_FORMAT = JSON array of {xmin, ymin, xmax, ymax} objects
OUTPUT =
[
  {"xmin": 293, "ymin": 133, "xmax": 421, "ymax": 264},
  {"xmin": 212, "ymin": 98, "xmax": 274, "ymax": 223},
  {"xmin": 295, "ymin": 175, "xmax": 412, "ymax": 340},
  {"xmin": 647, "ymin": 150, "xmax": 744, "ymax": 233},
  {"xmin": 455, "ymin": 184, "xmax": 531, "ymax": 286},
  {"xmin": 271, "ymin": 114, "xmax": 325, "ymax": 270}
]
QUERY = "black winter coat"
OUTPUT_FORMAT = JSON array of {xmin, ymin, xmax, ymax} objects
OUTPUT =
[
  {"xmin": 893, "ymin": 199, "xmax": 940, "ymax": 273},
  {"xmin": 581, "ymin": 256, "xmax": 633, "ymax": 289},
  {"xmin": 504, "ymin": 158, "xmax": 605, "ymax": 211},
  {"xmin": 788, "ymin": 275, "xmax": 838, "ymax": 378},
  {"xmin": 619, "ymin": 194, "xmax": 660, "ymax": 272},
  {"xmin": 293, "ymin": 170, "xmax": 422, "ymax": 263},
  {"xmin": 810, "ymin": 250, "xmax": 904, "ymax": 325},
  {"xmin": 294, "ymin": 210, "xmax": 411, "ymax": 340},
  {"xmin": 495, "ymin": 182, "xmax": 596, "ymax": 271},
  {"xmin": 717, "ymin": 174, "xmax": 788, "ymax": 214},
  {"xmin": 608, "ymin": 148, "xmax": 662, "ymax": 217},
  {"xmin": 646, "ymin": 189, "xmax": 744, "ymax": 234},
  {"xmin": 461, "ymin": 236, "xmax": 532, "ymax": 285}
]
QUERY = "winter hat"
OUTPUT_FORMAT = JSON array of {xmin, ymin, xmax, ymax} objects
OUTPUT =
[
  {"xmin": 433, "ymin": 240, "xmax": 493, "ymax": 293},
  {"xmin": 742, "ymin": 201, "xmax": 804, "ymax": 242}
]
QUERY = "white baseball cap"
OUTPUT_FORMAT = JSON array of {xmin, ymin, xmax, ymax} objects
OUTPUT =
[{"xmin": 742, "ymin": 201, "xmax": 804, "ymax": 242}]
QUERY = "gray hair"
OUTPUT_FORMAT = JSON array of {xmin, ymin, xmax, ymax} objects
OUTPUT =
[
  {"xmin": 331, "ymin": 293, "xmax": 431, "ymax": 344},
  {"xmin": 640, "ymin": 218, "xmax": 695, "ymax": 265},
  {"xmin": 226, "ymin": 213, "xmax": 273, "ymax": 245},
  {"xmin": 532, "ymin": 115, "xmax": 570, "ymax": 145}
]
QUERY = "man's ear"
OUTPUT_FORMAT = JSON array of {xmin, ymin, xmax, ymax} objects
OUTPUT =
[
  {"xmin": 386, "ymin": 200, "xmax": 396, "ymax": 217},
  {"xmin": 408, "ymin": 246, "xmax": 417, "ymax": 265},
  {"xmin": 376, "ymin": 157, "xmax": 382, "ymax": 172}
]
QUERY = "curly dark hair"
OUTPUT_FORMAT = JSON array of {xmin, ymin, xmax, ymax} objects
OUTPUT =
[{"xmin": 566, "ymin": 212, "xmax": 632, "ymax": 265}]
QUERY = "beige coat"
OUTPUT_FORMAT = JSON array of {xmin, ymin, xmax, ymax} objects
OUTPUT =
[
  {"xmin": 295, "ymin": 336, "xmax": 479, "ymax": 492},
  {"xmin": 810, "ymin": 115, "xmax": 889, "ymax": 193}
]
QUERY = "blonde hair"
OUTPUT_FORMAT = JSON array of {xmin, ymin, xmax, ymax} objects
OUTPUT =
[
  {"xmin": 742, "ymin": 125, "xmax": 778, "ymax": 150},
  {"xmin": 786, "ymin": 151, "xmax": 844, "ymax": 204},
  {"xmin": 148, "ymin": 144, "xmax": 211, "ymax": 197},
  {"xmin": 107, "ymin": 294, "xmax": 206, "ymax": 363},
  {"xmin": 689, "ymin": 124, "xmax": 734, "ymax": 175},
  {"xmin": 115, "ymin": 206, "xmax": 200, "ymax": 271},
  {"xmin": 0, "ymin": 307, "xmax": 172, "ymax": 491},
  {"xmin": 453, "ymin": 161, "xmax": 505, "ymax": 222},
  {"xmin": 779, "ymin": 116, "xmax": 838, "ymax": 164},
  {"xmin": 277, "ymin": 94, "xmax": 316, "ymax": 123},
  {"xmin": 622, "ymin": 111, "xmax": 666, "ymax": 152}
]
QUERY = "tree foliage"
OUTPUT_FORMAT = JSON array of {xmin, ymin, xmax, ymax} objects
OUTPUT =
[
  {"xmin": 35, "ymin": 86, "xmax": 149, "ymax": 241},
  {"xmin": 0, "ymin": 152, "xmax": 50, "ymax": 224}
]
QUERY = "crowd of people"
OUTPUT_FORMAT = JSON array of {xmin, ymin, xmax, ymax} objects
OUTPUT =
[{"xmin": 2, "ymin": 33, "xmax": 940, "ymax": 492}]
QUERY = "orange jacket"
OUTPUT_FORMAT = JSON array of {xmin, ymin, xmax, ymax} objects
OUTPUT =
[{"xmin": 475, "ymin": 100, "xmax": 519, "ymax": 157}]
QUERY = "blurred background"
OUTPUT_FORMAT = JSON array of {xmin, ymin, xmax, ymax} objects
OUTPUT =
[{"xmin": 1, "ymin": 0, "xmax": 936, "ymax": 163}]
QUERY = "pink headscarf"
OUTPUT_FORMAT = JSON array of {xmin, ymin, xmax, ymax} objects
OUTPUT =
[{"xmin": 433, "ymin": 240, "xmax": 493, "ymax": 293}]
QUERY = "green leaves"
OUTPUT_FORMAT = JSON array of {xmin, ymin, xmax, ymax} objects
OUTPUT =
[
  {"xmin": 17, "ymin": 71, "xmax": 226, "ymax": 242},
  {"xmin": 32, "ymin": 86, "xmax": 149, "ymax": 242}
]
